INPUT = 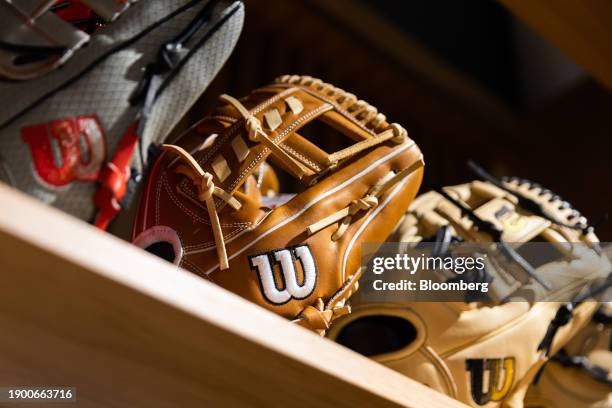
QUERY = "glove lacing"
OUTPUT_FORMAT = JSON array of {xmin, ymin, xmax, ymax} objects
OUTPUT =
[
  {"xmin": 292, "ymin": 269, "xmax": 363, "ymax": 335},
  {"xmin": 220, "ymin": 94, "xmax": 307, "ymax": 178},
  {"xmin": 221, "ymin": 92, "xmax": 409, "ymax": 176},
  {"xmin": 307, "ymin": 157, "xmax": 424, "ymax": 240},
  {"xmin": 161, "ymin": 144, "xmax": 241, "ymax": 270},
  {"xmin": 160, "ymin": 94, "xmax": 312, "ymax": 271}
]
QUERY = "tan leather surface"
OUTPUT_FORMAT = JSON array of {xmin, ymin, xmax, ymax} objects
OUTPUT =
[
  {"xmin": 525, "ymin": 360, "xmax": 612, "ymax": 408},
  {"xmin": 328, "ymin": 301, "xmax": 598, "ymax": 408},
  {"xmin": 393, "ymin": 182, "xmax": 610, "ymax": 303},
  {"xmin": 395, "ymin": 180, "xmax": 599, "ymax": 247},
  {"xmin": 566, "ymin": 305, "xmax": 612, "ymax": 357},
  {"xmin": 526, "ymin": 306, "xmax": 612, "ymax": 408},
  {"xmin": 132, "ymin": 75, "xmax": 424, "ymax": 327},
  {"xmin": 328, "ymin": 178, "xmax": 610, "ymax": 407}
]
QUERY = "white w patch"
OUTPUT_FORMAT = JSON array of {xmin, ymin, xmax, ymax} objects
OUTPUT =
[{"xmin": 249, "ymin": 245, "xmax": 317, "ymax": 304}]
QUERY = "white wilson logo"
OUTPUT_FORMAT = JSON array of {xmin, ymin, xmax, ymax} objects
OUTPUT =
[{"xmin": 249, "ymin": 245, "xmax": 317, "ymax": 304}]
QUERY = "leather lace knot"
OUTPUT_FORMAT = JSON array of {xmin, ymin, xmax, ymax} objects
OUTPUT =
[
  {"xmin": 197, "ymin": 172, "xmax": 215, "ymax": 201},
  {"xmin": 350, "ymin": 196, "xmax": 378, "ymax": 212},
  {"xmin": 294, "ymin": 298, "xmax": 351, "ymax": 335},
  {"xmin": 220, "ymin": 93, "xmax": 306, "ymax": 178},
  {"xmin": 307, "ymin": 158, "xmax": 424, "ymax": 240},
  {"xmin": 332, "ymin": 195, "xmax": 379, "ymax": 240},
  {"xmin": 389, "ymin": 123, "xmax": 407, "ymax": 144},
  {"xmin": 163, "ymin": 144, "xmax": 241, "ymax": 271},
  {"xmin": 245, "ymin": 116, "xmax": 264, "ymax": 142}
]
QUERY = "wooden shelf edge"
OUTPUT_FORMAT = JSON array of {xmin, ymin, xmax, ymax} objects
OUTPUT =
[{"xmin": 0, "ymin": 182, "xmax": 466, "ymax": 408}]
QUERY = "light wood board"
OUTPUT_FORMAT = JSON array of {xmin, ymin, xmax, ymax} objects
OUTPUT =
[{"xmin": 0, "ymin": 182, "xmax": 466, "ymax": 407}]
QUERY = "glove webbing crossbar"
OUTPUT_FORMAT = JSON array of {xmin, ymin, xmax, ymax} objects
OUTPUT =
[{"xmin": 162, "ymin": 93, "xmax": 423, "ymax": 270}]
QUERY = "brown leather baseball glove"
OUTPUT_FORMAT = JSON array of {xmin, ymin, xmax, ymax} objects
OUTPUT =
[{"xmin": 132, "ymin": 75, "xmax": 424, "ymax": 333}]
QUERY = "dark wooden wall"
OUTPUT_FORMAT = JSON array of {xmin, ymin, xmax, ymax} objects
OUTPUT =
[{"xmin": 177, "ymin": 0, "xmax": 612, "ymax": 239}]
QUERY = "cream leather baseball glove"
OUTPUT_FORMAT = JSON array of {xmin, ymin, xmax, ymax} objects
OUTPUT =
[{"xmin": 328, "ymin": 165, "xmax": 610, "ymax": 407}]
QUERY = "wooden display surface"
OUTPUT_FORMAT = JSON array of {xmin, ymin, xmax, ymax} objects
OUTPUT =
[{"xmin": 0, "ymin": 183, "xmax": 465, "ymax": 407}]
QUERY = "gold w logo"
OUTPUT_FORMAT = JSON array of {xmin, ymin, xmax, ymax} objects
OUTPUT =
[{"xmin": 466, "ymin": 357, "xmax": 515, "ymax": 405}]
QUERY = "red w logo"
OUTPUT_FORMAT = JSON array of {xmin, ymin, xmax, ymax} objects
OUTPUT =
[{"xmin": 21, "ymin": 116, "xmax": 106, "ymax": 187}]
